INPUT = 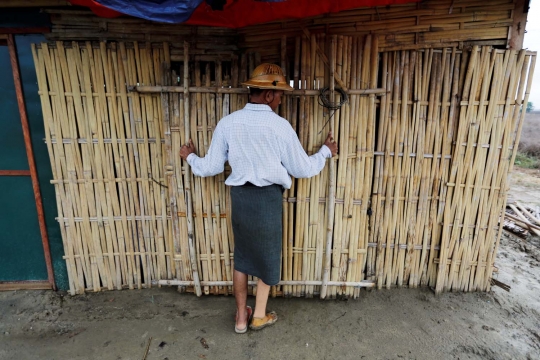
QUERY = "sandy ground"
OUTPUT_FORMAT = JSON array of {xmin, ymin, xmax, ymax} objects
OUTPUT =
[{"xmin": 1, "ymin": 168, "xmax": 539, "ymax": 360}]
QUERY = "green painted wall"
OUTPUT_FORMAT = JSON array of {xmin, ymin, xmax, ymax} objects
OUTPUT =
[
  {"xmin": 16, "ymin": 34, "xmax": 69, "ymax": 290},
  {"xmin": 0, "ymin": 10, "xmax": 68, "ymax": 289}
]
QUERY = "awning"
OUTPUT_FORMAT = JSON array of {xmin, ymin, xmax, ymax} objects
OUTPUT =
[{"xmin": 69, "ymin": 0, "xmax": 420, "ymax": 28}]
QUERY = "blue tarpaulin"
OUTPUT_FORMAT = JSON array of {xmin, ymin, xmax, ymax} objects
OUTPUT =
[
  {"xmin": 97, "ymin": 0, "xmax": 285, "ymax": 24},
  {"xmin": 98, "ymin": 0, "xmax": 203, "ymax": 23},
  {"xmin": 71, "ymin": 0, "xmax": 420, "ymax": 28}
]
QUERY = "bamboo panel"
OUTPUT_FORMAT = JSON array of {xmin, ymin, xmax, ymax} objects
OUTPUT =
[
  {"xmin": 371, "ymin": 45, "xmax": 536, "ymax": 292},
  {"xmin": 32, "ymin": 41, "xmax": 172, "ymax": 295},
  {"xmin": 436, "ymin": 48, "xmax": 536, "ymax": 293}
]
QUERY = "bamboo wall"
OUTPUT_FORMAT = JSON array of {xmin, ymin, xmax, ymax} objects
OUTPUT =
[
  {"xmin": 30, "ymin": 0, "xmax": 535, "ymax": 297},
  {"xmin": 32, "ymin": 37, "xmax": 535, "ymax": 296}
]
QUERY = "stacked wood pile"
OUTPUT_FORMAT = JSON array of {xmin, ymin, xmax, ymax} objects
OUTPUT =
[{"xmin": 504, "ymin": 202, "xmax": 540, "ymax": 238}]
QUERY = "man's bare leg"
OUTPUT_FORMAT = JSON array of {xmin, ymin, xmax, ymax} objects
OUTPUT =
[
  {"xmin": 234, "ymin": 270, "xmax": 249, "ymax": 328},
  {"xmin": 253, "ymin": 278, "xmax": 271, "ymax": 318}
]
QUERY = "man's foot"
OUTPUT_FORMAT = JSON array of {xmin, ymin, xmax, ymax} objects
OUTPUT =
[
  {"xmin": 235, "ymin": 306, "xmax": 252, "ymax": 334},
  {"xmin": 249, "ymin": 311, "xmax": 278, "ymax": 330}
]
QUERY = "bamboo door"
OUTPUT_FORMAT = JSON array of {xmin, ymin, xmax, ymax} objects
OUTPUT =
[{"xmin": 160, "ymin": 35, "xmax": 379, "ymax": 299}]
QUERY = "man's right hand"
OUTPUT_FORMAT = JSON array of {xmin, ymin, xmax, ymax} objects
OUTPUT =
[
  {"xmin": 180, "ymin": 139, "xmax": 196, "ymax": 161},
  {"xmin": 324, "ymin": 131, "xmax": 338, "ymax": 157}
]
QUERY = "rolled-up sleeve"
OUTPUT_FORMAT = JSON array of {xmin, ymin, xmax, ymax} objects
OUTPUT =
[
  {"xmin": 280, "ymin": 129, "xmax": 331, "ymax": 178},
  {"xmin": 186, "ymin": 124, "xmax": 228, "ymax": 177}
]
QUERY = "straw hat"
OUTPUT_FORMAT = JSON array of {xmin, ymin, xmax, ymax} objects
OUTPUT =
[{"xmin": 241, "ymin": 63, "xmax": 293, "ymax": 91}]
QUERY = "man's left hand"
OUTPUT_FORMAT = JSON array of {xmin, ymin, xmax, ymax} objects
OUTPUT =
[{"xmin": 180, "ymin": 139, "xmax": 196, "ymax": 160}]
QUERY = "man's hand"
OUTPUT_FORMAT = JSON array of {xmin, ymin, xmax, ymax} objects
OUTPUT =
[
  {"xmin": 180, "ymin": 139, "xmax": 196, "ymax": 161},
  {"xmin": 324, "ymin": 131, "xmax": 338, "ymax": 157}
]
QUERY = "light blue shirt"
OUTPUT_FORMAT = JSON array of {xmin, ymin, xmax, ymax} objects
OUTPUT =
[{"xmin": 187, "ymin": 103, "xmax": 332, "ymax": 189}]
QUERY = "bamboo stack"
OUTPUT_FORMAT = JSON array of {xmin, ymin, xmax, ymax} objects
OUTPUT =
[{"xmin": 32, "ymin": 36, "xmax": 536, "ymax": 296}]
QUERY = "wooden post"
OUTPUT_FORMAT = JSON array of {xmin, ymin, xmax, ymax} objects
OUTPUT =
[{"xmin": 508, "ymin": 0, "xmax": 529, "ymax": 50}]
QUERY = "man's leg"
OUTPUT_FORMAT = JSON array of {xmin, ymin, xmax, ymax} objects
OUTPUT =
[
  {"xmin": 253, "ymin": 278, "xmax": 270, "ymax": 318},
  {"xmin": 234, "ymin": 270, "xmax": 249, "ymax": 328}
]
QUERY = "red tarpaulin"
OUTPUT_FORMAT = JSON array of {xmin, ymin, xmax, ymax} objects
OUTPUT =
[{"xmin": 69, "ymin": 0, "xmax": 420, "ymax": 28}]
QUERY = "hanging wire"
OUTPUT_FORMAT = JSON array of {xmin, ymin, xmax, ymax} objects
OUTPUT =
[{"xmin": 317, "ymin": 87, "xmax": 348, "ymax": 134}]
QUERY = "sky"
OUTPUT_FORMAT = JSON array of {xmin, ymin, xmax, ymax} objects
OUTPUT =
[{"xmin": 524, "ymin": 1, "xmax": 540, "ymax": 108}]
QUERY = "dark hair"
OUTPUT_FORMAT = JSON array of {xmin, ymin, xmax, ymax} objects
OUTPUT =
[{"xmin": 249, "ymin": 87, "xmax": 266, "ymax": 96}]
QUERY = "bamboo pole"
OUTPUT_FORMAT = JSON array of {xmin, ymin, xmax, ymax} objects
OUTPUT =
[
  {"xmin": 132, "ymin": 85, "xmax": 386, "ymax": 96},
  {"xmin": 182, "ymin": 41, "xmax": 202, "ymax": 297},
  {"xmin": 321, "ymin": 35, "xmax": 338, "ymax": 299},
  {"xmin": 158, "ymin": 280, "xmax": 375, "ymax": 287}
]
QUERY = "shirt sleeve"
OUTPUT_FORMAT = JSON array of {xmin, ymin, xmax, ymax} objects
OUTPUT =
[
  {"xmin": 280, "ymin": 128, "xmax": 331, "ymax": 178},
  {"xmin": 186, "ymin": 123, "xmax": 228, "ymax": 177}
]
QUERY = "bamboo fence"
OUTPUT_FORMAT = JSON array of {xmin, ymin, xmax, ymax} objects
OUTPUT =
[{"xmin": 32, "ymin": 31, "xmax": 535, "ymax": 296}]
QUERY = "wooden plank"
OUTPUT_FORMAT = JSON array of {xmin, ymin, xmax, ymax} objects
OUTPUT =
[
  {"xmin": 0, "ymin": 170, "xmax": 31, "ymax": 176},
  {"xmin": 0, "ymin": 281, "xmax": 52, "ymax": 291}
]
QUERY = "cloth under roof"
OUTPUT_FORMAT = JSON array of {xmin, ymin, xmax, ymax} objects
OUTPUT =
[{"xmin": 69, "ymin": 0, "xmax": 420, "ymax": 28}]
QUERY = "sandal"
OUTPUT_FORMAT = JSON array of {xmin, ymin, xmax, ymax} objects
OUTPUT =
[
  {"xmin": 234, "ymin": 306, "xmax": 253, "ymax": 334},
  {"xmin": 249, "ymin": 311, "xmax": 278, "ymax": 330}
]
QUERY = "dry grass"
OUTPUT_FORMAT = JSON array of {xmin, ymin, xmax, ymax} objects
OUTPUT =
[{"xmin": 519, "ymin": 112, "xmax": 540, "ymax": 157}]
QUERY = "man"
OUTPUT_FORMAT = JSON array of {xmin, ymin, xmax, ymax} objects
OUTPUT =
[{"xmin": 180, "ymin": 63, "xmax": 338, "ymax": 333}]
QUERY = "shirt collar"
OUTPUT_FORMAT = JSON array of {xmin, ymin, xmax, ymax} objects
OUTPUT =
[{"xmin": 244, "ymin": 103, "xmax": 273, "ymax": 112}]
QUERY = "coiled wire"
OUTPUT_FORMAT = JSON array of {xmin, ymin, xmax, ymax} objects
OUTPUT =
[{"xmin": 318, "ymin": 87, "xmax": 348, "ymax": 133}]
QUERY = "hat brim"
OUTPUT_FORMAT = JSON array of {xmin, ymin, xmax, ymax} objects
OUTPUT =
[{"xmin": 241, "ymin": 80, "xmax": 294, "ymax": 91}]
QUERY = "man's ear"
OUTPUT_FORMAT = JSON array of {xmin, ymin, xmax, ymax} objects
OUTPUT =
[{"xmin": 264, "ymin": 90, "xmax": 274, "ymax": 102}]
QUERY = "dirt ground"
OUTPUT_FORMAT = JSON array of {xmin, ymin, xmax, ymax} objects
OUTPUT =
[{"xmin": 1, "ymin": 170, "xmax": 539, "ymax": 360}]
